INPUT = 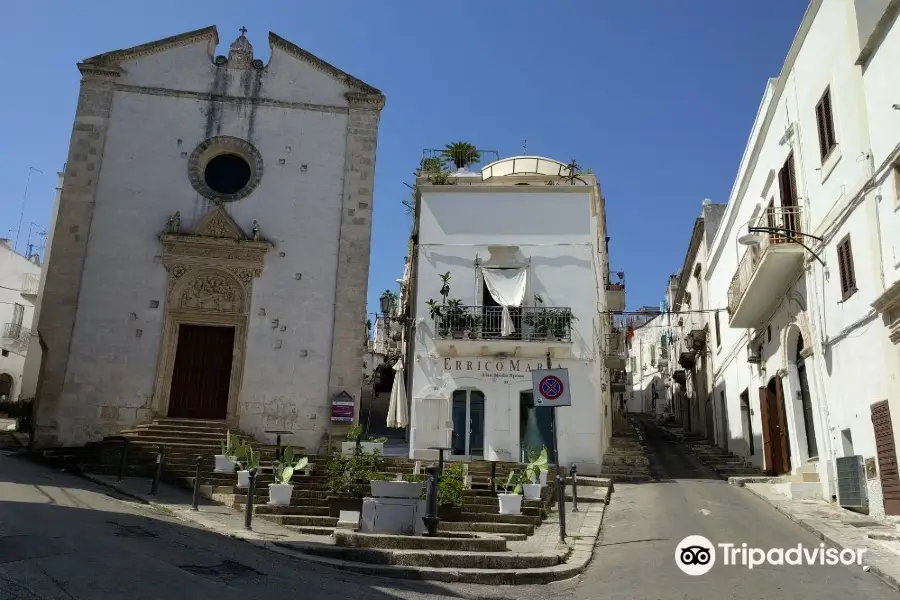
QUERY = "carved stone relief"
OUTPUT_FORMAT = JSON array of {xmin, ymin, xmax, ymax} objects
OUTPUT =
[{"xmin": 179, "ymin": 272, "xmax": 244, "ymax": 313}]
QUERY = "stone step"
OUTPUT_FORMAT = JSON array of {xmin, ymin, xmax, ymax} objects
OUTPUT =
[
  {"xmin": 250, "ymin": 504, "xmax": 330, "ymax": 517},
  {"xmin": 296, "ymin": 545, "xmax": 561, "ymax": 570},
  {"xmin": 601, "ymin": 455, "xmax": 649, "ymax": 466},
  {"xmin": 460, "ymin": 512, "xmax": 540, "ymax": 526},
  {"xmin": 284, "ymin": 525, "xmax": 335, "ymax": 536},
  {"xmin": 462, "ymin": 503, "xmax": 543, "ymax": 517},
  {"xmin": 259, "ymin": 514, "xmax": 339, "ymax": 527},
  {"xmin": 439, "ymin": 521, "xmax": 535, "ymax": 536},
  {"xmin": 606, "ymin": 473, "xmax": 653, "ymax": 483},
  {"xmin": 135, "ymin": 423, "xmax": 230, "ymax": 434},
  {"xmin": 124, "ymin": 429, "xmax": 225, "ymax": 441},
  {"xmin": 465, "ymin": 495, "xmax": 543, "ymax": 508}
]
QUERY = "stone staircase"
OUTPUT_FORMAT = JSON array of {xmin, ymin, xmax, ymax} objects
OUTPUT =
[
  {"xmin": 599, "ymin": 414, "xmax": 653, "ymax": 483},
  {"xmin": 43, "ymin": 418, "xmax": 570, "ymax": 540},
  {"xmin": 659, "ymin": 425, "xmax": 764, "ymax": 478}
]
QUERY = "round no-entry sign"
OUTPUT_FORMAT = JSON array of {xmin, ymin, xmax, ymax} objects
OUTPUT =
[{"xmin": 539, "ymin": 375, "xmax": 564, "ymax": 400}]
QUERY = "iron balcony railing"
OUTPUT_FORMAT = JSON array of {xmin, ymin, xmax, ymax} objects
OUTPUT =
[
  {"xmin": 432, "ymin": 305, "xmax": 574, "ymax": 343},
  {"xmin": 605, "ymin": 331, "xmax": 626, "ymax": 356},
  {"xmin": 2, "ymin": 323, "xmax": 30, "ymax": 346},
  {"xmin": 728, "ymin": 205, "xmax": 804, "ymax": 315},
  {"xmin": 419, "ymin": 148, "xmax": 501, "ymax": 176},
  {"xmin": 21, "ymin": 273, "xmax": 40, "ymax": 296}
]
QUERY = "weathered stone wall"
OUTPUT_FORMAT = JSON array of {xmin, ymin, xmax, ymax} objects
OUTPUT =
[
  {"xmin": 327, "ymin": 96, "xmax": 383, "ymax": 444},
  {"xmin": 33, "ymin": 30, "xmax": 383, "ymax": 451}
]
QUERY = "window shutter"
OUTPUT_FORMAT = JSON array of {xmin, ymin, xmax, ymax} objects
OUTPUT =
[
  {"xmin": 816, "ymin": 101, "xmax": 828, "ymax": 159},
  {"xmin": 823, "ymin": 92, "xmax": 835, "ymax": 150},
  {"xmin": 837, "ymin": 241, "xmax": 849, "ymax": 294},
  {"xmin": 844, "ymin": 238, "xmax": 856, "ymax": 291},
  {"xmin": 786, "ymin": 153, "xmax": 797, "ymax": 205}
]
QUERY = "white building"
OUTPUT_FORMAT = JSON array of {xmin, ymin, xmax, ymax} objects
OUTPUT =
[
  {"xmin": 406, "ymin": 154, "xmax": 618, "ymax": 474},
  {"xmin": 29, "ymin": 26, "xmax": 384, "ymax": 450},
  {"xmin": 0, "ymin": 240, "xmax": 42, "ymax": 402},
  {"xmin": 705, "ymin": 0, "xmax": 900, "ymax": 515},
  {"xmin": 666, "ymin": 201, "xmax": 727, "ymax": 446},
  {"xmin": 626, "ymin": 312, "xmax": 666, "ymax": 416}
]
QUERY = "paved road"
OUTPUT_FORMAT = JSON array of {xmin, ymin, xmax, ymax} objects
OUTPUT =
[
  {"xmin": 578, "ymin": 415, "xmax": 896, "ymax": 599},
  {"xmin": 0, "ymin": 453, "xmax": 563, "ymax": 600}
]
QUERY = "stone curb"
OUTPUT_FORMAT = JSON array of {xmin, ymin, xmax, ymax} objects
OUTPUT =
[
  {"xmin": 741, "ymin": 483, "xmax": 900, "ymax": 594},
  {"xmin": 73, "ymin": 468, "xmax": 611, "ymax": 585},
  {"xmin": 262, "ymin": 495, "xmax": 610, "ymax": 584}
]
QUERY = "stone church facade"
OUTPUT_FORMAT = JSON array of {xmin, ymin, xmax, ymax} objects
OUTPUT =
[{"xmin": 30, "ymin": 26, "xmax": 384, "ymax": 451}]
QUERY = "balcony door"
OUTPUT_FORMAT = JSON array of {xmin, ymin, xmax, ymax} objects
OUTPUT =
[
  {"xmin": 519, "ymin": 390, "xmax": 557, "ymax": 463},
  {"xmin": 481, "ymin": 274, "xmax": 521, "ymax": 340},
  {"xmin": 451, "ymin": 389, "xmax": 485, "ymax": 458}
]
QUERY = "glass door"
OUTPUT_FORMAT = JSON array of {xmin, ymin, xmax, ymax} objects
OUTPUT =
[
  {"xmin": 451, "ymin": 389, "xmax": 485, "ymax": 458},
  {"xmin": 519, "ymin": 391, "xmax": 556, "ymax": 463}
]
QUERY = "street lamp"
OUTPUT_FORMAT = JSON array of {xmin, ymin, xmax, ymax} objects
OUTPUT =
[
  {"xmin": 379, "ymin": 290, "xmax": 395, "ymax": 316},
  {"xmin": 737, "ymin": 224, "xmax": 825, "ymax": 266}
]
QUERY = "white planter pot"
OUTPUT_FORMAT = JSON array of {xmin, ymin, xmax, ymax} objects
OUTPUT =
[
  {"xmin": 341, "ymin": 441, "xmax": 385, "ymax": 456},
  {"xmin": 236, "ymin": 470, "xmax": 250, "ymax": 488},
  {"xmin": 539, "ymin": 470, "xmax": 548, "ymax": 486},
  {"xmin": 498, "ymin": 493, "xmax": 523, "ymax": 515},
  {"xmin": 214, "ymin": 455, "xmax": 235, "ymax": 473},
  {"xmin": 268, "ymin": 483, "xmax": 294, "ymax": 506},
  {"xmin": 522, "ymin": 483, "xmax": 542, "ymax": 500}
]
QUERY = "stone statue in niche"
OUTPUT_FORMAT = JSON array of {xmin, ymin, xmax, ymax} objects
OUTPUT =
[
  {"xmin": 252, "ymin": 220, "xmax": 261, "ymax": 241},
  {"xmin": 165, "ymin": 211, "xmax": 181, "ymax": 234},
  {"xmin": 180, "ymin": 274, "xmax": 242, "ymax": 312}
]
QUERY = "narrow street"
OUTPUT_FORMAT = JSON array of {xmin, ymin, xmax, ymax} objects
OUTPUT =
[{"xmin": 579, "ymin": 415, "xmax": 896, "ymax": 598}]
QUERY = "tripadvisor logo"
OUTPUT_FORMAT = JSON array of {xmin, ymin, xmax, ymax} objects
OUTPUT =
[{"xmin": 675, "ymin": 535, "xmax": 867, "ymax": 575}]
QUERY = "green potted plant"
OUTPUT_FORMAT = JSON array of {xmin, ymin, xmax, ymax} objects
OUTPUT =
[
  {"xmin": 438, "ymin": 463, "xmax": 466, "ymax": 521},
  {"xmin": 442, "ymin": 141, "xmax": 481, "ymax": 171},
  {"xmin": 494, "ymin": 470, "xmax": 526, "ymax": 515},
  {"xmin": 467, "ymin": 315, "xmax": 482, "ymax": 340},
  {"xmin": 341, "ymin": 424, "xmax": 387, "ymax": 455},
  {"xmin": 269, "ymin": 447, "xmax": 308, "ymax": 506},
  {"xmin": 214, "ymin": 430, "xmax": 241, "ymax": 473},
  {"xmin": 235, "ymin": 442, "xmax": 261, "ymax": 489},
  {"xmin": 446, "ymin": 299, "xmax": 468, "ymax": 339},
  {"xmin": 427, "ymin": 272, "xmax": 453, "ymax": 337},
  {"xmin": 523, "ymin": 447, "xmax": 549, "ymax": 499},
  {"xmin": 325, "ymin": 445, "xmax": 385, "ymax": 517}
]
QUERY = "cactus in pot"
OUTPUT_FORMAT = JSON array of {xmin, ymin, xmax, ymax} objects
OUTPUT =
[{"xmin": 269, "ymin": 447, "xmax": 309, "ymax": 506}]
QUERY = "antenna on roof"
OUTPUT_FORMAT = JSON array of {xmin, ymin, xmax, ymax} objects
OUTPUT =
[{"xmin": 521, "ymin": 140, "xmax": 527, "ymax": 154}]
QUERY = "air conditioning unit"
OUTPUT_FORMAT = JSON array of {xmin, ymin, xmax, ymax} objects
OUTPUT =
[{"xmin": 747, "ymin": 343, "xmax": 761, "ymax": 364}]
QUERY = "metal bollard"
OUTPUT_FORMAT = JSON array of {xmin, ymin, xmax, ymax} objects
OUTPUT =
[
  {"xmin": 116, "ymin": 439, "xmax": 129, "ymax": 482},
  {"xmin": 244, "ymin": 468, "xmax": 257, "ymax": 530},
  {"xmin": 421, "ymin": 465, "xmax": 440, "ymax": 536},
  {"xmin": 556, "ymin": 468, "xmax": 567, "ymax": 543},
  {"xmin": 570, "ymin": 463, "xmax": 579, "ymax": 512},
  {"xmin": 191, "ymin": 455, "xmax": 202, "ymax": 511},
  {"xmin": 149, "ymin": 445, "xmax": 165, "ymax": 496}
]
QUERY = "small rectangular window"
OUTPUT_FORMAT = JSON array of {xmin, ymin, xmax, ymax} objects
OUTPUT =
[
  {"xmin": 650, "ymin": 344, "xmax": 656, "ymax": 366},
  {"xmin": 836, "ymin": 235, "xmax": 857, "ymax": 301},
  {"xmin": 815, "ymin": 87, "xmax": 837, "ymax": 161},
  {"xmin": 12, "ymin": 304, "xmax": 24, "ymax": 328}
]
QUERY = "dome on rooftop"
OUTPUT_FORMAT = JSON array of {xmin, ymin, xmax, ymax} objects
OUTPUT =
[{"xmin": 481, "ymin": 156, "xmax": 572, "ymax": 180}]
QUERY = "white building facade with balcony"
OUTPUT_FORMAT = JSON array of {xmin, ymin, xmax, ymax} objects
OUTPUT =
[
  {"xmin": 0, "ymin": 240, "xmax": 42, "ymax": 402},
  {"xmin": 407, "ymin": 155, "xmax": 615, "ymax": 475},
  {"xmin": 706, "ymin": 0, "xmax": 900, "ymax": 514},
  {"xmin": 626, "ymin": 313, "xmax": 666, "ymax": 416}
]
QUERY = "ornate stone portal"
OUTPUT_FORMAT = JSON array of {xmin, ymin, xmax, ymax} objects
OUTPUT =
[{"xmin": 151, "ymin": 205, "xmax": 272, "ymax": 423}]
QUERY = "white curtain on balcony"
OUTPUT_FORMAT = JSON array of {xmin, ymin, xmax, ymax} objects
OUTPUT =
[
  {"xmin": 386, "ymin": 358, "xmax": 408, "ymax": 429},
  {"xmin": 482, "ymin": 268, "xmax": 527, "ymax": 337}
]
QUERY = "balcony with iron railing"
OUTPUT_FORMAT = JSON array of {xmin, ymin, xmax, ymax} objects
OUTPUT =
[
  {"xmin": 605, "ymin": 270, "xmax": 626, "ymax": 313},
  {"xmin": 21, "ymin": 273, "xmax": 40, "ymax": 298},
  {"xmin": 417, "ymin": 148, "xmax": 501, "ymax": 183},
  {"xmin": 430, "ymin": 304, "xmax": 574, "ymax": 358},
  {"xmin": 603, "ymin": 330, "xmax": 627, "ymax": 369},
  {"xmin": 727, "ymin": 205, "xmax": 807, "ymax": 328},
  {"xmin": 2, "ymin": 323, "xmax": 30, "ymax": 348}
]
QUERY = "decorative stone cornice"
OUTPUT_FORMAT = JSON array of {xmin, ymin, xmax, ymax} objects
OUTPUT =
[
  {"xmin": 268, "ymin": 32, "xmax": 382, "ymax": 96},
  {"xmin": 346, "ymin": 92, "xmax": 386, "ymax": 110},
  {"xmin": 78, "ymin": 25, "xmax": 218, "ymax": 73}
]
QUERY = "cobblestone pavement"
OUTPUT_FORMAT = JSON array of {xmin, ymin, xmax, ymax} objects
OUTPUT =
[{"xmin": 572, "ymin": 415, "xmax": 897, "ymax": 599}]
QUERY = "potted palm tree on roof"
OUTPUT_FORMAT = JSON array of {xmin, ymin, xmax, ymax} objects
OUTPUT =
[{"xmin": 442, "ymin": 141, "xmax": 481, "ymax": 171}]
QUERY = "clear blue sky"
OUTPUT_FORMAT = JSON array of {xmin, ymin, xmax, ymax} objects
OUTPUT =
[{"xmin": 1, "ymin": 0, "xmax": 808, "ymax": 315}]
